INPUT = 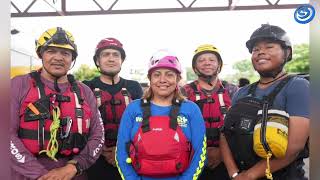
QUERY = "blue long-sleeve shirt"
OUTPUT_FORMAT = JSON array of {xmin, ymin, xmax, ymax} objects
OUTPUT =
[{"xmin": 116, "ymin": 99, "xmax": 206, "ymax": 180}]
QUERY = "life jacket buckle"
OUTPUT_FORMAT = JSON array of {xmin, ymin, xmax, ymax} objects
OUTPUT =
[
  {"xmin": 75, "ymin": 108, "xmax": 83, "ymax": 118},
  {"xmin": 94, "ymin": 90, "xmax": 101, "ymax": 98},
  {"xmin": 206, "ymin": 97, "xmax": 215, "ymax": 103},
  {"xmin": 121, "ymin": 89, "xmax": 129, "ymax": 97},
  {"xmin": 220, "ymin": 106, "xmax": 228, "ymax": 114},
  {"xmin": 206, "ymin": 117, "xmax": 220, "ymax": 123},
  {"xmin": 111, "ymin": 99, "xmax": 121, "ymax": 105},
  {"xmin": 176, "ymin": 162, "xmax": 182, "ymax": 170},
  {"xmin": 55, "ymin": 94, "xmax": 71, "ymax": 102}
]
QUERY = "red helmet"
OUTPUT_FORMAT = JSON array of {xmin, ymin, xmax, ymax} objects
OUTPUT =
[{"xmin": 93, "ymin": 38, "xmax": 126, "ymax": 66}]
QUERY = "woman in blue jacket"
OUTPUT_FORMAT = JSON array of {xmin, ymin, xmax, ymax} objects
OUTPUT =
[{"xmin": 116, "ymin": 50, "xmax": 207, "ymax": 180}]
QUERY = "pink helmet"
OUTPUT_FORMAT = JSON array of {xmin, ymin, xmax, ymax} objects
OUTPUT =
[{"xmin": 148, "ymin": 50, "xmax": 182, "ymax": 75}]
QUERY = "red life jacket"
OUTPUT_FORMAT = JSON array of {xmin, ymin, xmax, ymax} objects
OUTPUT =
[
  {"xmin": 93, "ymin": 80, "xmax": 132, "ymax": 147},
  {"xmin": 185, "ymin": 80, "xmax": 231, "ymax": 147},
  {"xmin": 128, "ymin": 99, "xmax": 192, "ymax": 177},
  {"xmin": 18, "ymin": 72, "xmax": 91, "ymax": 156}
]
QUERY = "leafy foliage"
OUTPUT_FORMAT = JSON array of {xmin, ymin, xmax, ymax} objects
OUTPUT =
[
  {"xmin": 72, "ymin": 64, "xmax": 100, "ymax": 81},
  {"xmin": 226, "ymin": 43, "xmax": 309, "ymax": 84},
  {"xmin": 228, "ymin": 59, "xmax": 259, "ymax": 84},
  {"xmin": 285, "ymin": 43, "xmax": 309, "ymax": 73},
  {"xmin": 186, "ymin": 67, "xmax": 197, "ymax": 82}
]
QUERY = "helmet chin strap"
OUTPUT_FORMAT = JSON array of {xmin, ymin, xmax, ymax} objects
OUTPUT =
[
  {"xmin": 258, "ymin": 68, "xmax": 282, "ymax": 78},
  {"xmin": 99, "ymin": 67, "xmax": 121, "ymax": 79},
  {"xmin": 53, "ymin": 78, "xmax": 61, "ymax": 93},
  {"xmin": 195, "ymin": 68, "xmax": 218, "ymax": 86},
  {"xmin": 70, "ymin": 59, "xmax": 77, "ymax": 69},
  {"xmin": 40, "ymin": 48, "xmax": 76, "ymax": 93},
  {"xmin": 101, "ymin": 71, "xmax": 118, "ymax": 77},
  {"xmin": 52, "ymin": 63, "xmax": 76, "ymax": 93},
  {"xmin": 198, "ymin": 74, "xmax": 214, "ymax": 86},
  {"xmin": 258, "ymin": 53, "xmax": 288, "ymax": 78},
  {"xmin": 42, "ymin": 63, "xmax": 66, "ymax": 93},
  {"xmin": 99, "ymin": 67, "xmax": 121, "ymax": 85}
]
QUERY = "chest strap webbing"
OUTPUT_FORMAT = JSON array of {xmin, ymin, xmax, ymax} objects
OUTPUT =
[
  {"xmin": 28, "ymin": 72, "xmax": 84, "ymax": 151},
  {"xmin": 94, "ymin": 79, "xmax": 130, "ymax": 123},
  {"xmin": 190, "ymin": 81, "xmax": 227, "ymax": 119},
  {"xmin": 248, "ymin": 75, "xmax": 293, "ymax": 104},
  {"xmin": 141, "ymin": 99, "xmax": 182, "ymax": 133},
  {"xmin": 30, "ymin": 72, "xmax": 47, "ymax": 151},
  {"xmin": 67, "ymin": 75, "xmax": 84, "ymax": 134},
  {"xmin": 248, "ymin": 75, "xmax": 293, "ymax": 156},
  {"xmin": 217, "ymin": 84, "xmax": 228, "ymax": 118}
]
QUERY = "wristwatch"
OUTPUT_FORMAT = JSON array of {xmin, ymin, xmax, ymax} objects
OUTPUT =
[{"xmin": 67, "ymin": 160, "xmax": 83, "ymax": 176}]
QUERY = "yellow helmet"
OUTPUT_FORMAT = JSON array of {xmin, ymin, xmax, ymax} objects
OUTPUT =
[
  {"xmin": 194, "ymin": 44, "xmax": 219, "ymax": 55},
  {"xmin": 253, "ymin": 109, "xmax": 289, "ymax": 158},
  {"xmin": 253, "ymin": 109, "xmax": 289, "ymax": 179},
  {"xmin": 35, "ymin": 27, "xmax": 77, "ymax": 59},
  {"xmin": 192, "ymin": 44, "xmax": 223, "ymax": 72}
]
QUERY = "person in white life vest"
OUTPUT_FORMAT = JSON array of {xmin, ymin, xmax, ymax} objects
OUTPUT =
[
  {"xmin": 116, "ymin": 49, "xmax": 207, "ymax": 180},
  {"xmin": 10, "ymin": 27, "xmax": 104, "ymax": 180}
]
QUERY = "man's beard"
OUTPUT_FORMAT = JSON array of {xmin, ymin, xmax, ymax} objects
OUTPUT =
[{"xmin": 100, "ymin": 68, "xmax": 121, "ymax": 77}]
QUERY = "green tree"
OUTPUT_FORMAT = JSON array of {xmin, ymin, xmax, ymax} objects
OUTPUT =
[
  {"xmin": 73, "ymin": 64, "xmax": 100, "ymax": 81},
  {"xmin": 285, "ymin": 43, "xmax": 309, "ymax": 74},
  {"xmin": 225, "ymin": 43, "xmax": 309, "ymax": 84},
  {"xmin": 186, "ymin": 67, "xmax": 197, "ymax": 82},
  {"xmin": 229, "ymin": 59, "xmax": 259, "ymax": 84}
]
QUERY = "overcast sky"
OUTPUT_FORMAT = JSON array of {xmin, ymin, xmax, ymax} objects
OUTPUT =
[{"xmin": 11, "ymin": 0, "xmax": 309, "ymax": 80}]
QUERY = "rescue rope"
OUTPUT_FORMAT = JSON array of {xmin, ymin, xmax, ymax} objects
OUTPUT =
[
  {"xmin": 265, "ymin": 151, "xmax": 273, "ymax": 180},
  {"xmin": 39, "ymin": 106, "xmax": 61, "ymax": 161}
]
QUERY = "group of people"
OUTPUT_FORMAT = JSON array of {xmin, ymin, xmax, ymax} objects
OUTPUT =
[{"xmin": 11, "ymin": 23, "xmax": 309, "ymax": 180}]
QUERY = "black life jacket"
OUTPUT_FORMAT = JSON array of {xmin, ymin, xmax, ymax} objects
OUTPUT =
[{"xmin": 223, "ymin": 75, "xmax": 293, "ymax": 170}]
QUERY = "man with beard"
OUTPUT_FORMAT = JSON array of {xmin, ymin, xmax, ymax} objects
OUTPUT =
[
  {"xmin": 182, "ymin": 44, "xmax": 234, "ymax": 179},
  {"xmin": 83, "ymin": 37, "xmax": 143, "ymax": 180}
]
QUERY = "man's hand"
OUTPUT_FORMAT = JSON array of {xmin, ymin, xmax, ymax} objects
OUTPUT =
[
  {"xmin": 38, "ymin": 164, "xmax": 77, "ymax": 180},
  {"xmin": 207, "ymin": 147, "xmax": 222, "ymax": 169},
  {"xmin": 101, "ymin": 145, "xmax": 116, "ymax": 167}
]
